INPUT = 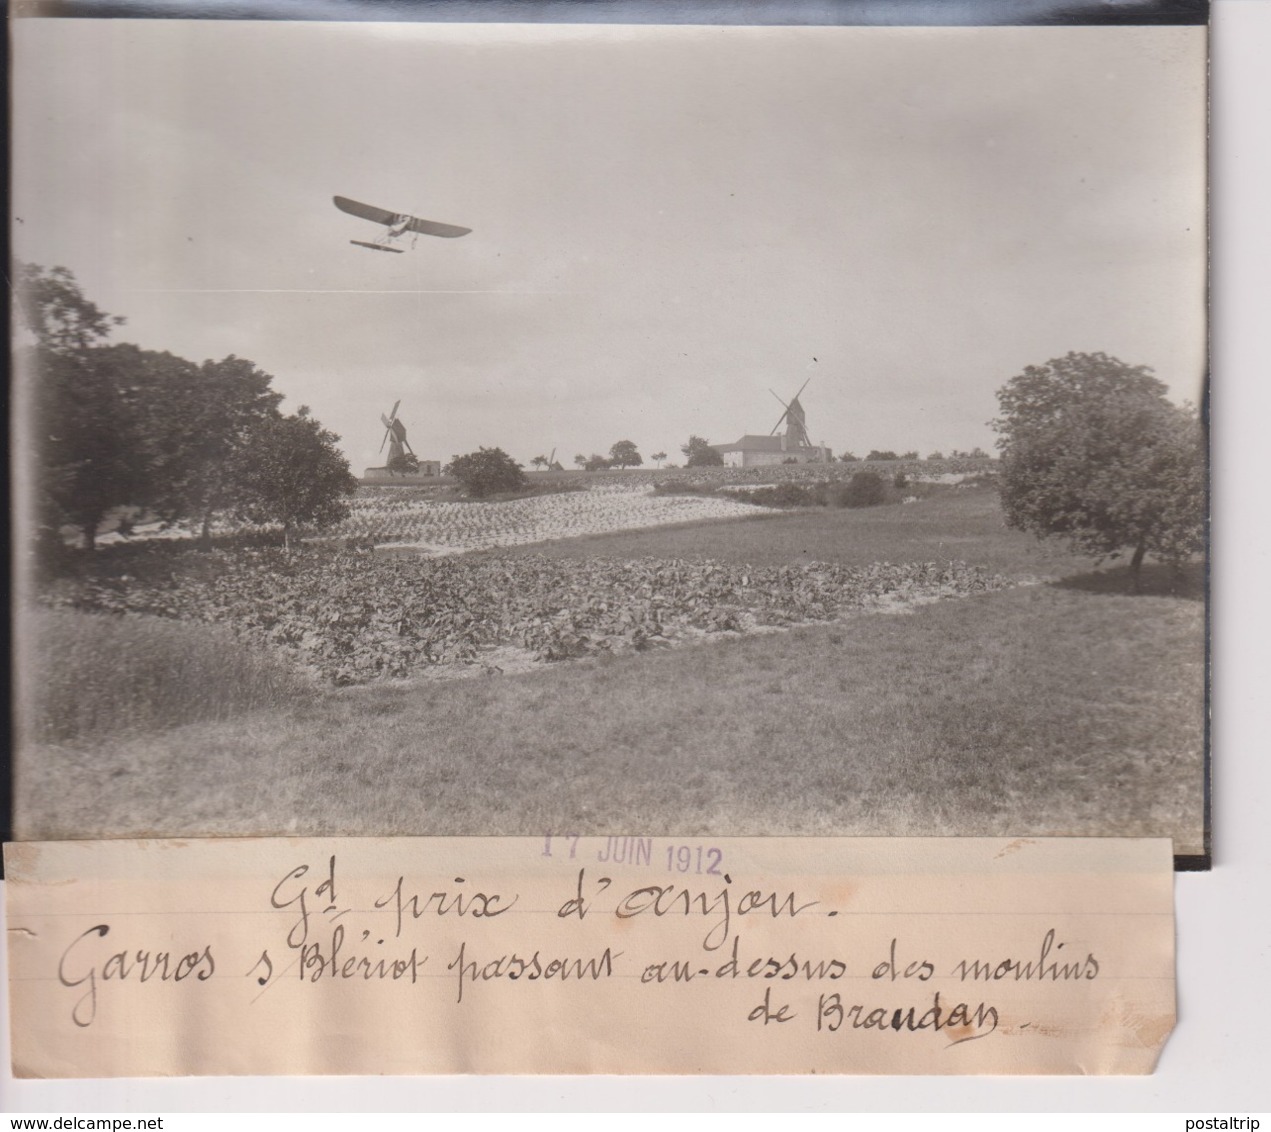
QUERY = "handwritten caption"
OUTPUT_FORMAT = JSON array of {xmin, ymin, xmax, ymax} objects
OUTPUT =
[{"xmin": 57, "ymin": 838, "xmax": 1102, "ymax": 1048}]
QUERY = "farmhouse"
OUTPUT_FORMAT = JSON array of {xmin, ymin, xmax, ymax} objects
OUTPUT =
[
  {"xmin": 712, "ymin": 384, "xmax": 834, "ymax": 467},
  {"xmin": 362, "ymin": 460, "xmax": 442, "ymax": 482},
  {"xmin": 712, "ymin": 434, "xmax": 832, "ymax": 467}
]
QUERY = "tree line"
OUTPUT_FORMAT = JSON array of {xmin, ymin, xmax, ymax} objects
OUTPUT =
[
  {"xmin": 568, "ymin": 437, "xmax": 997, "ymax": 471},
  {"xmin": 17, "ymin": 263, "xmax": 357, "ymax": 553}
]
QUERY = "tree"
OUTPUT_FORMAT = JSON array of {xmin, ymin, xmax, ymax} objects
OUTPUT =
[
  {"xmin": 583, "ymin": 453, "xmax": 611, "ymax": 472},
  {"xmin": 839, "ymin": 451, "xmax": 859, "ymax": 462},
  {"xmin": 15, "ymin": 262, "xmax": 124, "ymax": 353},
  {"xmin": 134, "ymin": 353, "xmax": 284, "ymax": 541},
  {"xmin": 229, "ymin": 408, "xmax": 358, "ymax": 549},
  {"xmin": 866, "ymin": 449, "xmax": 899, "ymax": 461},
  {"xmin": 30, "ymin": 344, "xmax": 153, "ymax": 550},
  {"xmin": 992, "ymin": 352, "xmax": 1205, "ymax": 590},
  {"xmin": 446, "ymin": 446, "xmax": 526, "ymax": 497},
  {"xmin": 650, "ymin": 451, "xmax": 667, "ymax": 468},
  {"xmin": 530, "ymin": 455, "xmax": 549, "ymax": 470},
  {"xmin": 573, "ymin": 454, "xmax": 588, "ymax": 469},
  {"xmin": 17, "ymin": 265, "xmax": 145, "ymax": 550},
  {"xmin": 681, "ymin": 435, "xmax": 724, "ymax": 468},
  {"xmin": 609, "ymin": 440, "xmax": 643, "ymax": 468}
]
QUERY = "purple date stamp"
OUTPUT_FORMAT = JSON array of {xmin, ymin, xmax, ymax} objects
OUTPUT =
[{"xmin": 541, "ymin": 835, "xmax": 724, "ymax": 875}]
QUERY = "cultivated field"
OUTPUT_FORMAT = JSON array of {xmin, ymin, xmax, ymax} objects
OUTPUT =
[
  {"xmin": 14, "ymin": 476, "xmax": 1207, "ymax": 856},
  {"xmin": 334, "ymin": 482, "xmax": 760, "ymax": 552}
]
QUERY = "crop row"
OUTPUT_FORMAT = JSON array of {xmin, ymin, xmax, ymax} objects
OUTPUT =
[
  {"xmin": 330, "ymin": 483, "xmax": 759, "ymax": 551},
  {"xmin": 47, "ymin": 549, "xmax": 1009, "ymax": 685}
]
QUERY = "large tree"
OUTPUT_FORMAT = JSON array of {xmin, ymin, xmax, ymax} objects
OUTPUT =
[
  {"xmin": 15, "ymin": 262, "xmax": 123, "ymax": 352},
  {"xmin": 30, "ymin": 345, "xmax": 155, "ymax": 550},
  {"xmin": 229, "ymin": 408, "xmax": 358, "ymax": 549},
  {"xmin": 681, "ymin": 435, "xmax": 724, "ymax": 468},
  {"xmin": 17, "ymin": 264, "xmax": 145, "ymax": 550},
  {"xmin": 135, "ymin": 354, "xmax": 284, "ymax": 540},
  {"xmin": 992, "ymin": 351, "xmax": 1205, "ymax": 590},
  {"xmin": 608, "ymin": 439, "xmax": 643, "ymax": 468}
]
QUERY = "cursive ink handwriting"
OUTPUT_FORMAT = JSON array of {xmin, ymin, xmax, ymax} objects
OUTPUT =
[
  {"xmin": 615, "ymin": 875, "xmax": 820, "ymax": 950},
  {"xmin": 58, "ymin": 923, "xmax": 214, "ymax": 1028}
]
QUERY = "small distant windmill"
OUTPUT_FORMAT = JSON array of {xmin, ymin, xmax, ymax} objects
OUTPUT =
[
  {"xmin": 769, "ymin": 378, "xmax": 813, "ymax": 448},
  {"xmin": 380, "ymin": 400, "xmax": 419, "ymax": 475}
]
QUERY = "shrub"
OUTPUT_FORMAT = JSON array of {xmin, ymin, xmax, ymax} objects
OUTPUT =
[
  {"xmin": 446, "ymin": 447, "xmax": 527, "ymax": 498},
  {"xmin": 653, "ymin": 479, "xmax": 722, "ymax": 498},
  {"xmin": 836, "ymin": 471, "xmax": 886, "ymax": 508},
  {"xmin": 682, "ymin": 436, "xmax": 725, "ymax": 468},
  {"xmin": 737, "ymin": 482, "xmax": 824, "ymax": 508}
]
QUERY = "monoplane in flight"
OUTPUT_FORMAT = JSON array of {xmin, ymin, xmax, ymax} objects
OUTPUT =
[{"xmin": 334, "ymin": 195, "xmax": 471, "ymax": 254}]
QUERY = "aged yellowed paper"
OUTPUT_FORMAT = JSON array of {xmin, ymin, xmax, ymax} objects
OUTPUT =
[{"xmin": 5, "ymin": 837, "xmax": 1174, "ymax": 1077}]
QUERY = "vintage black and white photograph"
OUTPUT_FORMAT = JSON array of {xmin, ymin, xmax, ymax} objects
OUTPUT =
[{"xmin": 9, "ymin": 16, "xmax": 1208, "ymax": 857}]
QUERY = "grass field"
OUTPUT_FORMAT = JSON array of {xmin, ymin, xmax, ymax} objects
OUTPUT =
[
  {"xmin": 493, "ymin": 486, "xmax": 1095, "ymax": 577},
  {"xmin": 13, "ymin": 487, "xmax": 1206, "ymax": 854}
]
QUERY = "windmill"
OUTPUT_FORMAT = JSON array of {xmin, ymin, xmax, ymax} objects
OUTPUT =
[
  {"xmin": 380, "ymin": 400, "xmax": 419, "ymax": 475},
  {"xmin": 769, "ymin": 378, "xmax": 813, "ymax": 448}
]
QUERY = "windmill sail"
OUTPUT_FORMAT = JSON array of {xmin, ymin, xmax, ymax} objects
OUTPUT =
[{"xmin": 769, "ymin": 378, "xmax": 813, "ymax": 445}]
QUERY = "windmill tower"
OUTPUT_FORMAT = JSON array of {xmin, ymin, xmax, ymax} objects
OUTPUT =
[
  {"xmin": 769, "ymin": 378, "xmax": 813, "ymax": 451},
  {"xmin": 711, "ymin": 377, "xmax": 831, "ymax": 467},
  {"xmin": 379, "ymin": 400, "xmax": 419, "ymax": 475}
]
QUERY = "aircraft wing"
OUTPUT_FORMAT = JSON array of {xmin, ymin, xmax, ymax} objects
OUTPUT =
[
  {"xmin": 334, "ymin": 196, "xmax": 397, "ymax": 226},
  {"xmin": 405, "ymin": 216, "xmax": 471, "ymax": 239},
  {"xmin": 335, "ymin": 196, "xmax": 471, "ymax": 238}
]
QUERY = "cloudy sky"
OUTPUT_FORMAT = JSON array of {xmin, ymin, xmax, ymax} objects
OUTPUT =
[{"xmin": 12, "ymin": 19, "xmax": 1206, "ymax": 470}]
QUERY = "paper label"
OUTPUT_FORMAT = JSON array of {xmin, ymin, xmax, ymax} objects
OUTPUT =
[{"xmin": 4, "ymin": 837, "xmax": 1175, "ymax": 1077}]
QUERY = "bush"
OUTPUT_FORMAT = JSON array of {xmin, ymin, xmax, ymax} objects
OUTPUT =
[
  {"xmin": 652, "ymin": 479, "xmax": 722, "ymax": 498},
  {"xmin": 446, "ymin": 447, "xmax": 527, "ymax": 498},
  {"xmin": 736, "ymin": 482, "xmax": 824, "ymax": 508},
  {"xmin": 682, "ymin": 436, "xmax": 725, "ymax": 468},
  {"xmin": 836, "ymin": 471, "xmax": 886, "ymax": 508},
  {"xmin": 893, "ymin": 471, "xmax": 909, "ymax": 490}
]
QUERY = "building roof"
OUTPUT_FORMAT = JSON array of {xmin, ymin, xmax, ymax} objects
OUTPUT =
[
  {"xmin": 713, "ymin": 435, "xmax": 829, "ymax": 453},
  {"xmin": 712, "ymin": 435, "xmax": 789, "ymax": 453}
]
